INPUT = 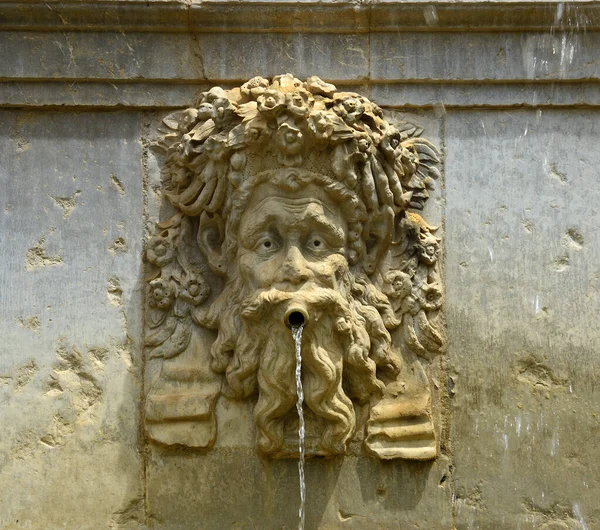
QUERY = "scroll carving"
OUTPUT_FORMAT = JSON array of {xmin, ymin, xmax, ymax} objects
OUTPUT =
[{"xmin": 144, "ymin": 74, "xmax": 445, "ymax": 460}]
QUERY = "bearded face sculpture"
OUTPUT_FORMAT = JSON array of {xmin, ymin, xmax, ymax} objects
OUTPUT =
[{"xmin": 144, "ymin": 74, "xmax": 445, "ymax": 460}]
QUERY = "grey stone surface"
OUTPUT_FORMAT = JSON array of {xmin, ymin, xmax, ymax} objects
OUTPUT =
[
  {"xmin": 147, "ymin": 446, "xmax": 453, "ymax": 530},
  {"xmin": 370, "ymin": 31, "xmax": 600, "ymax": 82},
  {"xmin": 0, "ymin": 110, "xmax": 145, "ymax": 530},
  {"xmin": 0, "ymin": 31, "xmax": 369, "ymax": 82},
  {"xmin": 0, "ymin": 80, "xmax": 207, "ymax": 109},
  {"xmin": 445, "ymin": 109, "xmax": 600, "ymax": 529},
  {"xmin": 370, "ymin": 81, "xmax": 600, "ymax": 109},
  {"xmin": 2, "ymin": 1, "xmax": 600, "ymax": 33}
]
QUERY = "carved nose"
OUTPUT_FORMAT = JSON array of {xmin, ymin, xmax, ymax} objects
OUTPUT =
[{"xmin": 280, "ymin": 246, "xmax": 310, "ymax": 284}]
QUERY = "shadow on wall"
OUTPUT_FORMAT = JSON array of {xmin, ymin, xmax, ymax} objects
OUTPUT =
[{"xmin": 144, "ymin": 444, "xmax": 438, "ymax": 529}]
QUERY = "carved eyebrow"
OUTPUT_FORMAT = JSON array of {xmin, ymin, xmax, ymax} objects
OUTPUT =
[
  {"xmin": 239, "ymin": 207, "xmax": 345, "ymax": 244},
  {"xmin": 302, "ymin": 210, "xmax": 345, "ymax": 242},
  {"xmin": 239, "ymin": 215, "xmax": 278, "ymax": 244}
]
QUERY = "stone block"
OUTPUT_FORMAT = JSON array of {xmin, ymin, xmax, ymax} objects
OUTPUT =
[
  {"xmin": 0, "ymin": 110, "xmax": 145, "ymax": 530},
  {"xmin": 0, "ymin": 31, "xmax": 369, "ymax": 83},
  {"xmin": 147, "ymin": 446, "xmax": 453, "ymax": 530},
  {"xmin": 445, "ymin": 109, "xmax": 600, "ymax": 529},
  {"xmin": 371, "ymin": 31, "xmax": 600, "ymax": 82}
]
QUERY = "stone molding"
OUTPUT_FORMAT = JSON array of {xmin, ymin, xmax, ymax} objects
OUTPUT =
[
  {"xmin": 2, "ymin": 1, "xmax": 600, "ymax": 33},
  {"xmin": 2, "ymin": 80, "xmax": 599, "ymax": 109},
  {"xmin": 1, "ymin": 1, "xmax": 599, "ymax": 109}
]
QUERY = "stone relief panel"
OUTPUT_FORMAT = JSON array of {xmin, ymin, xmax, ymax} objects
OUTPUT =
[{"xmin": 144, "ymin": 74, "xmax": 445, "ymax": 460}]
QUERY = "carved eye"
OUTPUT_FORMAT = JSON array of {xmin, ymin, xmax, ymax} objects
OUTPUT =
[
  {"xmin": 255, "ymin": 236, "xmax": 279, "ymax": 256},
  {"xmin": 307, "ymin": 237, "xmax": 328, "ymax": 255}
]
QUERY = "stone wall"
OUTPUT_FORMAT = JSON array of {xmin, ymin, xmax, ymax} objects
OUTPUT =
[{"xmin": 1, "ymin": 2, "xmax": 599, "ymax": 529}]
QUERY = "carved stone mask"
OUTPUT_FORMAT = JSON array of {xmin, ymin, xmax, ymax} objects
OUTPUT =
[{"xmin": 144, "ymin": 74, "xmax": 445, "ymax": 460}]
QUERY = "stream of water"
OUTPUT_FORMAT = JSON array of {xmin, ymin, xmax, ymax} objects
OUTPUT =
[{"xmin": 292, "ymin": 324, "xmax": 306, "ymax": 530}]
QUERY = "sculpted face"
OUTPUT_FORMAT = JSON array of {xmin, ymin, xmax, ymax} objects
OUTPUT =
[
  {"xmin": 144, "ymin": 75, "xmax": 443, "ymax": 460},
  {"xmin": 237, "ymin": 184, "xmax": 349, "ymax": 294},
  {"xmin": 213, "ymin": 181, "xmax": 392, "ymax": 456}
]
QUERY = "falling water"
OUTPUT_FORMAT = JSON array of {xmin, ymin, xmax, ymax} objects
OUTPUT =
[{"xmin": 292, "ymin": 324, "xmax": 306, "ymax": 530}]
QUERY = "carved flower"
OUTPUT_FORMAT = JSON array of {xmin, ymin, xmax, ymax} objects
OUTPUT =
[
  {"xmin": 241, "ymin": 76, "xmax": 270, "ymax": 99},
  {"xmin": 417, "ymin": 231, "xmax": 440, "ymax": 265},
  {"xmin": 356, "ymin": 134, "xmax": 373, "ymax": 155},
  {"xmin": 211, "ymin": 97, "xmax": 238, "ymax": 129},
  {"xmin": 202, "ymin": 86, "xmax": 228, "ymax": 104},
  {"xmin": 308, "ymin": 111, "xmax": 334, "ymax": 140},
  {"xmin": 257, "ymin": 90, "xmax": 286, "ymax": 117},
  {"xmin": 146, "ymin": 233, "xmax": 176, "ymax": 267},
  {"xmin": 196, "ymin": 102, "xmax": 214, "ymax": 121},
  {"xmin": 416, "ymin": 282, "xmax": 443, "ymax": 311},
  {"xmin": 383, "ymin": 270, "xmax": 413, "ymax": 301},
  {"xmin": 306, "ymin": 76, "xmax": 337, "ymax": 97},
  {"xmin": 272, "ymin": 73, "xmax": 303, "ymax": 91},
  {"xmin": 243, "ymin": 120, "xmax": 271, "ymax": 148},
  {"xmin": 380, "ymin": 127, "xmax": 405, "ymax": 161},
  {"xmin": 149, "ymin": 278, "xmax": 176, "ymax": 309},
  {"xmin": 179, "ymin": 275, "xmax": 210, "ymax": 306},
  {"xmin": 180, "ymin": 133, "xmax": 205, "ymax": 159},
  {"xmin": 275, "ymin": 123, "xmax": 304, "ymax": 166},
  {"xmin": 285, "ymin": 91, "xmax": 311, "ymax": 118},
  {"xmin": 177, "ymin": 108, "xmax": 199, "ymax": 132},
  {"xmin": 397, "ymin": 256, "xmax": 418, "ymax": 279},
  {"xmin": 398, "ymin": 146, "xmax": 418, "ymax": 177},
  {"xmin": 333, "ymin": 96, "xmax": 365, "ymax": 125}
]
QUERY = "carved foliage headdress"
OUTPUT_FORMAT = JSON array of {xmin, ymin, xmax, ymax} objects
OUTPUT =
[{"xmin": 154, "ymin": 74, "xmax": 440, "ymax": 272}]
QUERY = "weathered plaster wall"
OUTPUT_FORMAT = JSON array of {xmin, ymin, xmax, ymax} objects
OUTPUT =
[
  {"xmin": 1, "ymin": 2, "xmax": 599, "ymax": 529},
  {"xmin": 446, "ymin": 109, "xmax": 600, "ymax": 529},
  {"xmin": 0, "ymin": 110, "xmax": 145, "ymax": 528}
]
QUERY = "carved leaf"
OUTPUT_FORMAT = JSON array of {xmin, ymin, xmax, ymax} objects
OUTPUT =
[
  {"xmin": 160, "ymin": 111, "xmax": 184, "ymax": 132},
  {"xmin": 427, "ymin": 165, "xmax": 441, "ymax": 181},
  {"xmin": 147, "ymin": 307, "xmax": 168, "ymax": 330},
  {"xmin": 236, "ymin": 101, "xmax": 259, "ymax": 122},
  {"xmin": 146, "ymin": 315, "xmax": 178, "ymax": 347},
  {"xmin": 414, "ymin": 311, "xmax": 444, "ymax": 353},
  {"xmin": 189, "ymin": 119, "xmax": 216, "ymax": 142},
  {"xmin": 396, "ymin": 122, "xmax": 424, "ymax": 137},
  {"xmin": 413, "ymin": 140, "xmax": 440, "ymax": 163},
  {"xmin": 166, "ymin": 176, "xmax": 204, "ymax": 205},
  {"xmin": 402, "ymin": 315, "xmax": 429, "ymax": 358},
  {"xmin": 147, "ymin": 318, "xmax": 192, "ymax": 359},
  {"xmin": 361, "ymin": 159, "xmax": 378, "ymax": 211}
]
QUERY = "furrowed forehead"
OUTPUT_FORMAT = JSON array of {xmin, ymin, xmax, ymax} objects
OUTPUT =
[
  {"xmin": 239, "ymin": 195, "xmax": 345, "ymax": 238},
  {"xmin": 242, "ymin": 182, "xmax": 343, "ymax": 219}
]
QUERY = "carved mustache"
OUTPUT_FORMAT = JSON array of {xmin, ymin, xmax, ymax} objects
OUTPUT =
[{"xmin": 240, "ymin": 283, "xmax": 351, "ymax": 323}]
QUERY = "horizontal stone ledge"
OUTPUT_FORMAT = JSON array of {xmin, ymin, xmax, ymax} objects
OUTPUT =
[
  {"xmin": 371, "ymin": 80, "xmax": 600, "ymax": 108},
  {"xmin": 1, "ymin": 1, "xmax": 600, "ymax": 33},
  {"xmin": 2, "ymin": 79, "xmax": 599, "ymax": 108},
  {"xmin": 2, "ymin": 30, "xmax": 600, "ymax": 83}
]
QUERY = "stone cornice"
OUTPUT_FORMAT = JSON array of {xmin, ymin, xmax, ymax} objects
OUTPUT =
[
  {"xmin": 1, "ymin": 1, "xmax": 600, "ymax": 33},
  {"xmin": 2, "ymin": 0, "xmax": 599, "ymax": 108}
]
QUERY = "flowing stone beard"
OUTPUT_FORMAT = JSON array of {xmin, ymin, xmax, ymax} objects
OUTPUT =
[{"xmin": 202, "ymin": 271, "xmax": 400, "ymax": 457}]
